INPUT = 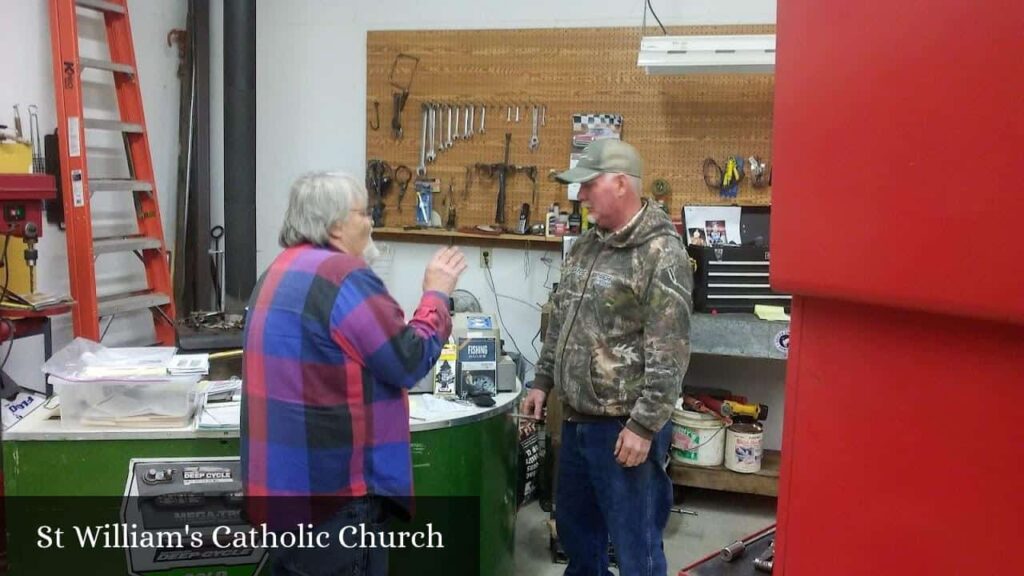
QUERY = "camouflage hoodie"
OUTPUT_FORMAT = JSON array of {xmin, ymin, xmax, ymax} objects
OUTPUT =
[{"xmin": 533, "ymin": 200, "xmax": 693, "ymax": 438}]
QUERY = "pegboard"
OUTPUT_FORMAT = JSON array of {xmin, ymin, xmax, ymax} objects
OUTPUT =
[{"xmin": 366, "ymin": 25, "xmax": 774, "ymax": 230}]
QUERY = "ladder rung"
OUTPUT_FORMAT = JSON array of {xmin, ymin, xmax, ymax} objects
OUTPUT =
[
  {"xmin": 97, "ymin": 290, "xmax": 171, "ymax": 317},
  {"xmin": 75, "ymin": 0, "xmax": 126, "ymax": 14},
  {"xmin": 79, "ymin": 57, "xmax": 135, "ymax": 75},
  {"xmin": 84, "ymin": 118, "xmax": 144, "ymax": 133},
  {"xmin": 93, "ymin": 235, "xmax": 163, "ymax": 255},
  {"xmin": 89, "ymin": 179, "xmax": 153, "ymax": 192}
]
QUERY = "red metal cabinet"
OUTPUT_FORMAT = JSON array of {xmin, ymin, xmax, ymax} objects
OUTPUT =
[
  {"xmin": 772, "ymin": 0, "xmax": 1024, "ymax": 323},
  {"xmin": 772, "ymin": 1, "xmax": 1024, "ymax": 574}
]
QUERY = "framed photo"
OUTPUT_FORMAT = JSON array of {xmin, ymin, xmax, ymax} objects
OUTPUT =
[
  {"xmin": 686, "ymin": 228, "xmax": 707, "ymax": 246},
  {"xmin": 705, "ymin": 220, "xmax": 728, "ymax": 246}
]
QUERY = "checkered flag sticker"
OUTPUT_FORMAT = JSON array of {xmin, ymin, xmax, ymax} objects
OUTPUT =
[{"xmin": 572, "ymin": 113, "xmax": 623, "ymax": 131}]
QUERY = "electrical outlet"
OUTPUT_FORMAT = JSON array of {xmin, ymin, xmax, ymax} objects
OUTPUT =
[{"xmin": 480, "ymin": 249, "xmax": 492, "ymax": 269}]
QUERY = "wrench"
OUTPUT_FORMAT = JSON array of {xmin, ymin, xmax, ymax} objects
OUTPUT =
[
  {"xmin": 417, "ymin": 104, "xmax": 428, "ymax": 175},
  {"xmin": 528, "ymin": 106, "xmax": 540, "ymax": 151},
  {"xmin": 479, "ymin": 106, "xmax": 487, "ymax": 134},
  {"xmin": 426, "ymin": 104, "xmax": 436, "ymax": 163},
  {"xmin": 541, "ymin": 105, "xmax": 547, "ymax": 127},
  {"xmin": 463, "ymin": 105, "xmax": 471, "ymax": 139},
  {"xmin": 12, "ymin": 105, "xmax": 23, "ymax": 141},
  {"xmin": 29, "ymin": 105, "xmax": 43, "ymax": 173},
  {"xmin": 437, "ymin": 105, "xmax": 446, "ymax": 151},
  {"xmin": 515, "ymin": 105, "xmax": 520, "ymax": 123},
  {"xmin": 436, "ymin": 104, "xmax": 444, "ymax": 153},
  {"xmin": 468, "ymin": 105, "xmax": 475, "ymax": 139},
  {"xmin": 453, "ymin": 106, "xmax": 461, "ymax": 141},
  {"xmin": 507, "ymin": 105, "xmax": 512, "ymax": 123},
  {"xmin": 444, "ymin": 104, "xmax": 451, "ymax": 149},
  {"xmin": 753, "ymin": 540, "xmax": 774, "ymax": 573},
  {"xmin": 446, "ymin": 105, "xmax": 454, "ymax": 148}
]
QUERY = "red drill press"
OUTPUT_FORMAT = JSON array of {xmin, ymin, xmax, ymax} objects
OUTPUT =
[{"xmin": 0, "ymin": 173, "xmax": 55, "ymax": 297}]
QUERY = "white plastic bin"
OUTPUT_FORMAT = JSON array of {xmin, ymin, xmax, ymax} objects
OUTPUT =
[{"xmin": 53, "ymin": 375, "xmax": 203, "ymax": 429}]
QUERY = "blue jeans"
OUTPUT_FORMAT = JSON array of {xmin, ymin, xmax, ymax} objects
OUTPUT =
[
  {"xmin": 270, "ymin": 497, "xmax": 389, "ymax": 576},
  {"xmin": 556, "ymin": 420, "xmax": 673, "ymax": 576}
]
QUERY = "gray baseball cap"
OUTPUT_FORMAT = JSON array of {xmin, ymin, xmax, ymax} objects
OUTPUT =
[{"xmin": 555, "ymin": 139, "xmax": 643, "ymax": 184}]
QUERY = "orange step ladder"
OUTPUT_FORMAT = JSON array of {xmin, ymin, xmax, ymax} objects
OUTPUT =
[{"xmin": 48, "ymin": 0, "xmax": 176, "ymax": 345}]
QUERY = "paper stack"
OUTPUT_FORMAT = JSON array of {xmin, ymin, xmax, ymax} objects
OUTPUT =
[
  {"xmin": 168, "ymin": 354, "xmax": 210, "ymax": 376},
  {"xmin": 196, "ymin": 379, "xmax": 242, "ymax": 430},
  {"xmin": 198, "ymin": 401, "xmax": 240, "ymax": 430}
]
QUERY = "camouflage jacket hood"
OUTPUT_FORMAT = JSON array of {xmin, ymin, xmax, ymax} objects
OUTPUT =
[{"xmin": 534, "ymin": 200, "xmax": 693, "ymax": 437}]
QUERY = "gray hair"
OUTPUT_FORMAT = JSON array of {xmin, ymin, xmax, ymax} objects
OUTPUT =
[{"xmin": 278, "ymin": 171, "xmax": 368, "ymax": 248}]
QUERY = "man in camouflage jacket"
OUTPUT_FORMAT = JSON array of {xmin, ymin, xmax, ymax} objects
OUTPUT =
[{"xmin": 523, "ymin": 139, "xmax": 693, "ymax": 576}]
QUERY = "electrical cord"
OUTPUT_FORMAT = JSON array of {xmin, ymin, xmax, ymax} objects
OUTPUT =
[
  {"xmin": 702, "ymin": 158, "xmax": 724, "ymax": 190},
  {"xmin": 0, "ymin": 318, "xmax": 15, "ymax": 372},
  {"xmin": 0, "ymin": 231, "xmax": 11, "ymax": 301},
  {"xmin": 540, "ymin": 254, "xmax": 558, "ymax": 290},
  {"xmin": 484, "ymin": 266, "xmax": 536, "ymax": 368},
  {"xmin": 522, "ymin": 243, "xmax": 533, "ymax": 279},
  {"xmin": 492, "ymin": 292, "xmax": 542, "ymax": 312},
  {"xmin": 100, "ymin": 316, "xmax": 115, "ymax": 342},
  {"xmin": 1, "ymin": 232, "xmax": 19, "ymax": 373},
  {"xmin": 646, "ymin": 0, "xmax": 668, "ymax": 35}
]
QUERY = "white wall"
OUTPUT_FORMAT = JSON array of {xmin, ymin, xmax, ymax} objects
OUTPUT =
[
  {"xmin": 371, "ymin": 241, "xmax": 559, "ymax": 365},
  {"xmin": 0, "ymin": 0, "xmax": 186, "ymax": 389}
]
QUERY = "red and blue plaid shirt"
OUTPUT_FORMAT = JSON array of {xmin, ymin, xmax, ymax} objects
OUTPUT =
[{"xmin": 242, "ymin": 244, "xmax": 450, "ymax": 525}]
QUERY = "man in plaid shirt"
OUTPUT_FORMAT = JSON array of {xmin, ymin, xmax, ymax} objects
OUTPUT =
[{"xmin": 242, "ymin": 172, "xmax": 467, "ymax": 575}]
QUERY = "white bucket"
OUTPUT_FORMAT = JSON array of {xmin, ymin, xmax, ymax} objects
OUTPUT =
[
  {"xmin": 725, "ymin": 422, "xmax": 764, "ymax": 473},
  {"xmin": 670, "ymin": 401, "xmax": 726, "ymax": 467}
]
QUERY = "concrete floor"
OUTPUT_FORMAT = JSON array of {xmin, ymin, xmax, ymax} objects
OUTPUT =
[{"xmin": 514, "ymin": 488, "xmax": 777, "ymax": 575}]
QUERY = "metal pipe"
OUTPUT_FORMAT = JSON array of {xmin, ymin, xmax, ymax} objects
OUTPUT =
[{"xmin": 223, "ymin": 0, "xmax": 256, "ymax": 312}]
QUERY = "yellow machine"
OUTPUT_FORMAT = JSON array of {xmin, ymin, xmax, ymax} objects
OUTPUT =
[{"xmin": 0, "ymin": 142, "xmax": 37, "ymax": 296}]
